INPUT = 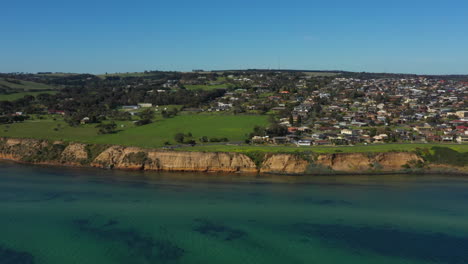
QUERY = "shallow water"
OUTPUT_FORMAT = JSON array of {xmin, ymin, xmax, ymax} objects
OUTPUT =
[{"xmin": 1, "ymin": 161, "xmax": 468, "ymax": 264}]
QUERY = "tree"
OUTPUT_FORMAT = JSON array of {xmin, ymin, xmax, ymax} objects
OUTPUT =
[
  {"xmin": 140, "ymin": 108, "xmax": 154, "ymax": 120},
  {"xmin": 267, "ymin": 124, "xmax": 288, "ymax": 136},
  {"xmin": 296, "ymin": 115, "xmax": 302, "ymax": 125},
  {"xmin": 174, "ymin": 133, "xmax": 185, "ymax": 143},
  {"xmin": 96, "ymin": 122, "xmax": 117, "ymax": 134}
]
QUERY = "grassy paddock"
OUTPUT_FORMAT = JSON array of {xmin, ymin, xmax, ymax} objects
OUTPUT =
[
  {"xmin": 0, "ymin": 79, "xmax": 58, "ymax": 91},
  {"xmin": 91, "ymin": 114, "xmax": 269, "ymax": 147},
  {"xmin": 0, "ymin": 114, "xmax": 269, "ymax": 148}
]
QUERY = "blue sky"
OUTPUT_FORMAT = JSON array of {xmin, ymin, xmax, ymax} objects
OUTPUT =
[{"xmin": 1, "ymin": 0, "xmax": 467, "ymax": 74}]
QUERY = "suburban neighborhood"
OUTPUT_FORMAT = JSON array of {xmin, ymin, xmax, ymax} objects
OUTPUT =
[{"xmin": 0, "ymin": 70, "xmax": 467, "ymax": 148}]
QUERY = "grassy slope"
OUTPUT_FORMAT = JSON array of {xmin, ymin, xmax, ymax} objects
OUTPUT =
[
  {"xmin": 0, "ymin": 114, "xmax": 269, "ymax": 148},
  {"xmin": 0, "ymin": 91, "xmax": 57, "ymax": 101},
  {"xmin": 0, "ymin": 79, "xmax": 59, "ymax": 101},
  {"xmin": 0, "ymin": 79, "xmax": 58, "ymax": 91}
]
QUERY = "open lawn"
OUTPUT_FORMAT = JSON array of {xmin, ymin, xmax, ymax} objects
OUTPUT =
[
  {"xmin": 0, "ymin": 119, "xmax": 100, "ymax": 141},
  {"xmin": 0, "ymin": 91, "xmax": 58, "ymax": 101},
  {"xmin": 91, "ymin": 114, "xmax": 269, "ymax": 147},
  {"xmin": 178, "ymin": 143, "xmax": 468, "ymax": 154},
  {"xmin": 0, "ymin": 114, "xmax": 269, "ymax": 148}
]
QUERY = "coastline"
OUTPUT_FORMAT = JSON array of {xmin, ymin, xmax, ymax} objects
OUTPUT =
[{"xmin": 0, "ymin": 137, "xmax": 467, "ymax": 176}]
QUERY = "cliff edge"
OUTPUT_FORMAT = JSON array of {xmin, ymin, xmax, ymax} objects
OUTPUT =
[{"xmin": 0, "ymin": 137, "xmax": 466, "ymax": 175}]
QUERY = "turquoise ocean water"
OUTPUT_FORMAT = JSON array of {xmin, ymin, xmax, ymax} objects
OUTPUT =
[{"xmin": 1, "ymin": 161, "xmax": 468, "ymax": 264}]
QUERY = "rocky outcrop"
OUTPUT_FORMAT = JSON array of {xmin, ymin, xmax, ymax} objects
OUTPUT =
[
  {"xmin": 0, "ymin": 137, "xmax": 464, "ymax": 175},
  {"xmin": 61, "ymin": 143, "xmax": 88, "ymax": 164}
]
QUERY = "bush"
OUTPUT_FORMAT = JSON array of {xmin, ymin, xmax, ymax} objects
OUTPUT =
[
  {"xmin": 209, "ymin": 137, "xmax": 229, "ymax": 142},
  {"xmin": 244, "ymin": 151, "xmax": 265, "ymax": 167},
  {"xmin": 123, "ymin": 152, "xmax": 148, "ymax": 164},
  {"xmin": 84, "ymin": 144, "xmax": 109, "ymax": 164},
  {"xmin": 21, "ymin": 142, "xmax": 68, "ymax": 162},
  {"xmin": 421, "ymin": 147, "xmax": 468, "ymax": 167},
  {"xmin": 135, "ymin": 119, "xmax": 152, "ymax": 126},
  {"xmin": 96, "ymin": 122, "xmax": 117, "ymax": 134},
  {"xmin": 174, "ymin": 133, "xmax": 185, "ymax": 143}
]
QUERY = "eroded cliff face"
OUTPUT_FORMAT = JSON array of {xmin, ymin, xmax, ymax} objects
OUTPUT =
[
  {"xmin": 0, "ymin": 137, "xmax": 462, "ymax": 175},
  {"xmin": 260, "ymin": 154, "xmax": 310, "ymax": 174},
  {"xmin": 315, "ymin": 152, "xmax": 423, "ymax": 172},
  {"xmin": 0, "ymin": 138, "xmax": 89, "ymax": 166},
  {"xmin": 61, "ymin": 143, "xmax": 89, "ymax": 165},
  {"xmin": 90, "ymin": 146, "xmax": 258, "ymax": 173}
]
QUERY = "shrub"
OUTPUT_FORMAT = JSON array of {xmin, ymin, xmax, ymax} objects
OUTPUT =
[
  {"xmin": 244, "ymin": 151, "xmax": 265, "ymax": 167},
  {"xmin": 421, "ymin": 147, "xmax": 468, "ymax": 167},
  {"xmin": 123, "ymin": 152, "xmax": 148, "ymax": 164}
]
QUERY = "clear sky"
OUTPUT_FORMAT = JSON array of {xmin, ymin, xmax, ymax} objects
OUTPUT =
[{"xmin": 1, "ymin": 0, "xmax": 467, "ymax": 74}]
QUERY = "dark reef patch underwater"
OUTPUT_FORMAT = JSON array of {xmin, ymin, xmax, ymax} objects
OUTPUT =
[
  {"xmin": 73, "ymin": 218, "xmax": 185, "ymax": 263},
  {"xmin": 0, "ymin": 245, "xmax": 34, "ymax": 264},
  {"xmin": 293, "ymin": 223, "xmax": 468, "ymax": 264},
  {"xmin": 193, "ymin": 219, "xmax": 247, "ymax": 241}
]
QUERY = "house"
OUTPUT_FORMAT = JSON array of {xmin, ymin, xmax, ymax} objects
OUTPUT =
[
  {"xmin": 272, "ymin": 137, "xmax": 288, "ymax": 144},
  {"xmin": 441, "ymin": 136, "xmax": 453, "ymax": 142},
  {"xmin": 216, "ymin": 102, "xmax": 232, "ymax": 111},
  {"xmin": 138, "ymin": 103, "xmax": 153, "ymax": 108},
  {"xmin": 373, "ymin": 134, "xmax": 388, "ymax": 143},
  {"xmin": 271, "ymin": 107, "xmax": 286, "ymax": 111},
  {"xmin": 456, "ymin": 135, "xmax": 468, "ymax": 143},
  {"xmin": 48, "ymin": 110, "xmax": 66, "ymax": 115},
  {"xmin": 80, "ymin": 117, "xmax": 90, "ymax": 125},
  {"xmin": 251, "ymin": 136, "xmax": 269, "ymax": 144},
  {"xmin": 456, "ymin": 111, "xmax": 468, "ymax": 118},
  {"xmin": 341, "ymin": 129, "xmax": 357, "ymax": 135},
  {"xmin": 314, "ymin": 140, "xmax": 331, "ymax": 146},
  {"xmin": 298, "ymin": 126, "xmax": 311, "ymax": 132},
  {"xmin": 122, "ymin": 105, "xmax": 140, "ymax": 110},
  {"xmin": 297, "ymin": 140, "xmax": 312, "ymax": 146}
]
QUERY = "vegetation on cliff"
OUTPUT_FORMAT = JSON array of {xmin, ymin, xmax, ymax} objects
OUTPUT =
[{"xmin": 417, "ymin": 147, "xmax": 468, "ymax": 167}]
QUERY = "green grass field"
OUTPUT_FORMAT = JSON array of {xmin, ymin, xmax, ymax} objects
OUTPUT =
[
  {"xmin": 178, "ymin": 143, "xmax": 468, "ymax": 154},
  {"xmin": 0, "ymin": 79, "xmax": 58, "ymax": 91},
  {"xmin": 91, "ymin": 114, "xmax": 269, "ymax": 147},
  {"xmin": 184, "ymin": 84, "xmax": 231, "ymax": 90},
  {"xmin": 0, "ymin": 91, "xmax": 58, "ymax": 101},
  {"xmin": 97, "ymin": 72, "xmax": 164, "ymax": 79},
  {"xmin": 303, "ymin": 72, "xmax": 340, "ymax": 77},
  {"xmin": 0, "ymin": 114, "xmax": 269, "ymax": 148},
  {"xmin": 1, "ymin": 114, "xmax": 466, "ymax": 154}
]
